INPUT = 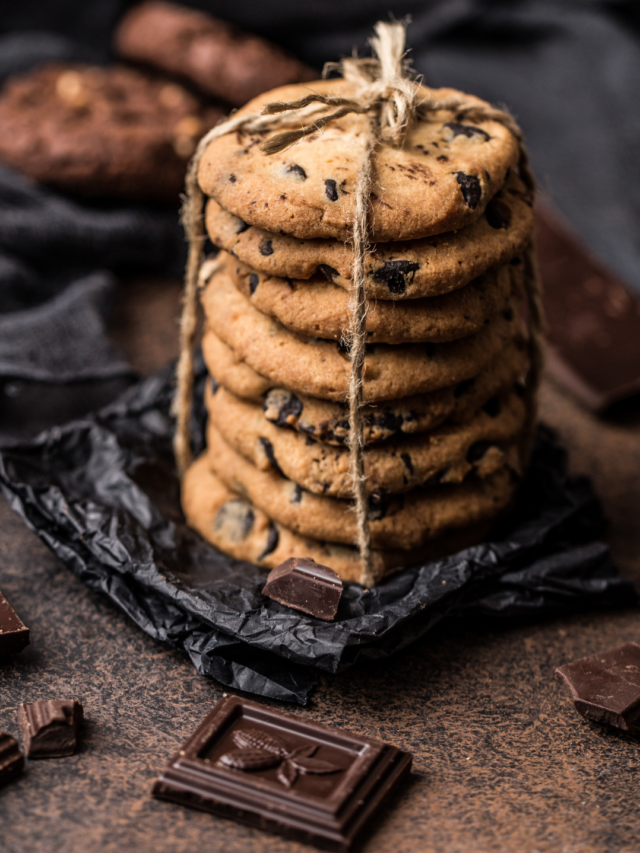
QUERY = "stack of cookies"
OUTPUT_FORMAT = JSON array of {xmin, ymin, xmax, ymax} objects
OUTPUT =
[{"xmin": 182, "ymin": 78, "xmax": 535, "ymax": 582}]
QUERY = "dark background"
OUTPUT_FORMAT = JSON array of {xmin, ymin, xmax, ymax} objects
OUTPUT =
[{"xmin": 1, "ymin": 0, "xmax": 639, "ymax": 292}]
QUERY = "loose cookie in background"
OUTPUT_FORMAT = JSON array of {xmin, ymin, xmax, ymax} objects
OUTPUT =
[
  {"xmin": 0, "ymin": 63, "xmax": 224, "ymax": 200},
  {"xmin": 197, "ymin": 79, "xmax": 520, "ymax": 241},
  {"xmin": 204, "ymin": 171, "xmax": 533, "ymax": 298},
  {"xmin": 115, "ymin": 0, "xmax": 317, "ymax": 107}
]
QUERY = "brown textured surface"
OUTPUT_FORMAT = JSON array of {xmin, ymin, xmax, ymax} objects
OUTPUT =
[{"xmin": 1, "ymin": 275, "xmax": 639, "ymax": 853}]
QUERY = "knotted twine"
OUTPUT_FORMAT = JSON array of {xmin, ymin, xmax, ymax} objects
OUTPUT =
[{"xmin": 172, "ymin": 21, "xmax": 544, "ymax": 588}]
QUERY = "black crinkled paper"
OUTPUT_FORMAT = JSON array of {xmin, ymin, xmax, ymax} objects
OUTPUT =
[{"xmin": 0, "ymin": 359, "xmax": 635, "ymax": 705}]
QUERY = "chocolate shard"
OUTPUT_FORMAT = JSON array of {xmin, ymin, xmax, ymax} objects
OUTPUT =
[
  {"xmin": 537, "ymin": 202, "xmax": 640, "ymax": 411},
  {"xmin": 263, "ymin": 557, "xmax": 343, "ymax": 621},
  {"xmin": 152, "ymin": 695, "xmax": 412, "ymax": 852},
  {"xmin": 556, "ymin": 643, "xmax": 640, "ymax": 734},
  {"xmin": 18, "ymin": 699, "xmax": 84, "ymax": 759},
  {"xmin": 0, "ymin": 590, "xmax": 29, "ymax": 656},
  {"xmin": 0, "ymin": 732, "xmax": 24, "ymax": 788}
]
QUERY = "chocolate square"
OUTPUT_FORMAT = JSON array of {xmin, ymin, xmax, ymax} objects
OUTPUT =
[
  {"xmin": 556, "ymin": 642, "xmax": 640, "ymax": 734},
  {"xmin": 152, "ymin": 695, "xmax": 411, "ymax": 851},
  {"xmin": 263, "ymin": 557, "xmax": 343, "ymax": 620},
  {"xmin": 18, "ymin": 699, "xmax": 84, "ymax": 758},
  {"xmin": 0, "ymin": 590, "xmax": 29, "ymax": 656}
]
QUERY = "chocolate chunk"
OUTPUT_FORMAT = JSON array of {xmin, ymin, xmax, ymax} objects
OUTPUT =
[
  {"xmin": 0, "ymin": 590, "xmax": 29, "ymax": 656},
  {"xmin": 229, "ymin": 174, "xmax": 237, "ymax": 183},
  {"xmin": 537, "ymin": 202, "xmax": 640, "ymax": 411},
  {"xmin": 443, "ymin": 121, "xmax": 490, "ymax": 141},
  {"xmin": 263, "ymin": 557, "xmax": 343, "ymax": 620},
  {"xmin": 287, "ymin": 164, "xmax": 307, "ymax": 180},
  {"xmin": 18, "ymin": 699, "xmax": 83, "ymax": 759},
  {"xmin": 556, "ymin": 643, "xmax": 640, "ymax": 735},
  {"xmin": 263, "ymin": 389, "xmax": 303, "ymax": 427},
  {"xmin": 0, "ymin": 733, "xmax": 24, "ymax": 788},
  {"xmin": 317, "ymin": 264, "xmax": 339, "ymax": 283},
  {"xmin": 214, "ymin": 499, "xmax": 255, "ymax": 541},
  {"xmin": 259, "ymin": 239, "xmax": 273, "ymax": 256},
  {"xmin": 482, "ymin": 397, "xmax": 501, "ymax": 418},
  {"xmin": 372, "ymin": 260, "xmax": 420, "ymax": 295},
  {"xmin": 325, "ymin": 179, "xmax": 338, "ymax": 201},
  {"xmin": 454, "ymin": 172, "xmax": 482, "ymax": 209},
  {"xmin": 258, "ymin": 436, "xmax": 282, "ymax": 475},
  {"xmin": 400, "ymin": 453, "xmax": 414, "ymax": 475},
  {"xmin": 454, "ymin": 377, "xmax": 476, "ymax": 398},
  {"xmin": 368, "ymin": 489, "xmax": 391, "ymax": 521},
  {"xmin": 249, "ymin": 273, "xmax": 259, "ymax": 294},
  {"xmin": 153, "ymin": 695, "xmax": 411, "ymax": 849},
  {"xmin": 258, "ymin": 524, "xmax": 280, "ymax": 561},
  {"xmin": 466, "ymin": 441, "xmax": 492, "ymax": 463},
  {"xmin": 485, "ymin": 199, "xmax": 511, "ymax": 229}
]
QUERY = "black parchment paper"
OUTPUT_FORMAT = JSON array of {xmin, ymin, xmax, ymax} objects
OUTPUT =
[{"xmin": 0, "ymin": 360, "xmax": 635, "ymax": 704}]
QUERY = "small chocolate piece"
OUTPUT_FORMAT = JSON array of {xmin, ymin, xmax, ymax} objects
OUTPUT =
[
  {"xmin": 18, "ymin": 699, "xmax": 84, "ymax": 758},
  {"xmin": 556, "ymin": 643, "xmax": 640, "ymax": 734},
  {"xmin": 0, "ymin": 733, "xmax": 24, "ymax": 788},
  {"xmin": 0, "ymin": 590, "xmax": 29, "ymax": 656},
  {"xmin": 153, "ymin": 695, "xmax": 411, "ymax": 851},
  {"xmin": 263, "ymin": 557, "xmax": 343, "ymax": 621},
  {"xmin": 537, "ymin": 202, "xmax": 640, "ymax": 411}
]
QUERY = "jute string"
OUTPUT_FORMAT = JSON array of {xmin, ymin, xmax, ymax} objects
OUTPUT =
[{"xmin": 172, "ymin": 20, "xmax": 544, "ymax": 588}]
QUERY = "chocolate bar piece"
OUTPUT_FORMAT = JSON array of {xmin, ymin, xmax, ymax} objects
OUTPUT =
[
  {"xmin": 115, "ymin": 1, "xmax": 317, "ymax": 107},
  {"xmin": 0, "ymin": 590, "xmax": 29, "ymax": 655},
  {"xmin": 18, "ymin": 699, "xmax": 84, "ymax": 758},
  {"xmin": 0, "ymin": 732, "xmax": 24, "ymax": 788},
  {"xmin": 536, "ymin": 202, "xmax": 640, "ymax": 411},
  {"xmin": 153, "ymin": 695, "xmax": 411, "ymax": 851},
  {"xmin": 263, "ymin": 558, "xmax": 343, "ymax": 620},
  {"xmin": 556, "ymin": 642, "xmax": 640, "ymax": 734}
]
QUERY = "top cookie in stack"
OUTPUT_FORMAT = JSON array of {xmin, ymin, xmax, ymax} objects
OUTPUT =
[{"xmin": 182, "ymin": 77, "xmax": 536, "ymax": 583}]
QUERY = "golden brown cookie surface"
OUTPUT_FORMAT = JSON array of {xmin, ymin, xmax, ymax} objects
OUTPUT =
[{"xmin": 198, "ymin": 79, "xmax": 519, "ymax": 241}]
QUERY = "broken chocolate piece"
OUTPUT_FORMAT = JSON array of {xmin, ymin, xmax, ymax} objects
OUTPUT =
[
  {"xmin": 152, "ymin": 695, "xmax": 411, "ymax": 851},
  {"xmin": 537, "ymin": 202, "xmax": 640, "ymax": 411},
  {"xmin": 556, "ymin": 643, "xmax": 640, "ymax": 734},
  {"xmin": 372, "ymin": 260, "xmax": 420, "ymax": 295},
  {"xmin": 0, "ymin": 733, "xmax": 24, "ymax": 788},
  {"xmin": 263, "ymin": 557, "xmax": 343, "ymax": 621},
  {"xmin": 0, "ymin": 590, "xmax": 29, "ymax": 656},
  {"xmin": 18, "ymin": 699, "xmax": 84, "ymax": 758}
]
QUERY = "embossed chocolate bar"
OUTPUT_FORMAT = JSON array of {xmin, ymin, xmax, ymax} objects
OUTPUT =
[
  {"xmin": 0, "ymin": 590, "xmax": 29, "ymax": 656},
  {"xmin": 152, "ymin": 695, "xmax": 412, "ymax": 851}
]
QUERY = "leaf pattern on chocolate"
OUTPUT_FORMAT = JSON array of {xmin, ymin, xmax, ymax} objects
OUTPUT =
[
  {"xmin": 219, "ymin": 728, "xmax": 342, "ymax": 788},
  {"xmin": 291, "ymin": 755, "xmax": 341, "ymax": 775},
  {"xmin": 277, "ymin": 760, "xmax": 298, "ymax": 788},
  {"xmin": 232, "ymin": 728, "xmax": 286, "ymax": 755},
  {"xmin": 218, "ymin": 748, "xmax": 281, "ymax": 771}
]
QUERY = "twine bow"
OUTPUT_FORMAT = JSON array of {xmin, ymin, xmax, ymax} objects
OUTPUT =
[{"xmin": 172, "ymin": 21, "xmax": 544, "ymax": 588}]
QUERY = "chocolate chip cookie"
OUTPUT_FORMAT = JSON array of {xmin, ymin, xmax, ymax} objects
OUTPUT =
[
  {"xmin": 197, "ymin": 79, "xmax": 520, "ymax": 241},
  {"xmin": 201, "ymin": 259, "xmax": 520, "ymax": 402},
  {"xmin": 206, "ymin": 421, "xmax": 517, "ymax": 550},
  {"xmin": 206, "ymin": 382, "xmax": 525, "ymax": 497},
  {"xmin": 183, "ymin": 454, "xmax": 497, "ymax": 581},
  {"xmin": 204, "ymin": 170, "xmax": 533, "ymax": 298},
  {"xmin": 222, "ymin": 253, "xmax": 516, "ymax": 344},
  {"xmin": 0, "ymin": 63, "xmax": 223, "ymax": 200}
]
